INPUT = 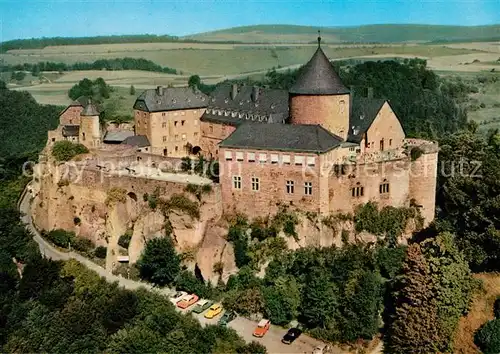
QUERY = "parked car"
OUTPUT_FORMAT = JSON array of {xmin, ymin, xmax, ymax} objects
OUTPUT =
[
  {"xmin": 191, "ymin": 299, "xmax": 213, "ymax": 314},
  {"xmin": 176, "ymin": 294, "xmax": 199, "ymax": 309},
  {"xmin": 169, "ymin": 291, "xmax": 188, "ymax": 305},
  {"xmin": 282, "ymin": 327, "xmax": 302, "ymax": 344},
  {"xmin": 312, "ymin": 344, "xmax": 329, "ymax": 354},
  {"xmin": 204, "ymin": 303, "xmax": 223, "ymax": 319},
  {"xmin": 218, "ymin": 310, "xmax": 237, "ymax": 326},
  {"xmin": 253, "ymin": 319, "xmax": 271, "ymax": 337}
]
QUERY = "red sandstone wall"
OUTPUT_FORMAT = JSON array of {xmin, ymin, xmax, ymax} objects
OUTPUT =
[
  {"xmin": 200, "ymin": 121, "xmax": 236, "ymax": 157},
  {"xmin": 409, "ymin": 151, "xmax": 438, "ymax": 226},
  {"xmin": 219, "ymin": 147, "xmax": 322, "ymax": 217},
  {"xmin": 290, "ymin": 94, "xmax": 350, "ymax": 140},
  {"xmin": 59, "ymin": 106, "xmax": 83, "ymax": 126}
]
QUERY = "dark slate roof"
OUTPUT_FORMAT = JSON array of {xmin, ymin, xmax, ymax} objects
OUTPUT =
[
  {"xmin": 103, "ymin": 130, "xmax": 135, "ymax": 143},
  {"xmin": 81, "ymin": 100, "xmax": 100, "ymax": 116},
  {"xmin": 220, "ymin": 122, "xmax": 343, "ymax": 153},
  {"xmin": 347, "ymin": 97, "xmax": 386, "ymax": 143},
  {"xmin": 133, "ymin": 87, "xmax": 208, "ymax": 112},
  {"xmin": 62, "ymin": 125, "xmax": 80, "ymax": 137},
  {"xmin": 201, "ymin": 84, "xmax": 288, "ymax": 126},
  {"xmin": 121, "ymin": 135, "xmax": 150, "ymax": 148},
  {"xmin": 289, "ymin": 46, "xmax": 349, "ymax": 95}
]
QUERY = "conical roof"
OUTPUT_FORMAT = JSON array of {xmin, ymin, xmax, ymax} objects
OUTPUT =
[
  {"xmin": 81, "ymin": 99, "xmax": 100, "ymax": 116},
  {"xmin": 290, "ymin": 46, "xmax": 349, "ymax": 95}
]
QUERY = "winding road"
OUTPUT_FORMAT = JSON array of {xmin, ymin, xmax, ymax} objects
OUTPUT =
[{"xmin": 18, "ymin": 187, "xmax": 331, "ymax": 354}]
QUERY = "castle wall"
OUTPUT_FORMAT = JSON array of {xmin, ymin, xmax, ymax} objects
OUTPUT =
[
  {"xmin": 409, "ymin": 146, "xmax": 438, "ymax": 226},
  {"xmin": 328, "ymin": 158, "xmax": 411, "ymax": 214},
  {"xmin": 59, "ymin": 106, "xmax": 83, "ymax": 126},
  {"xmin": 200, "ymin": 121, "xmax": 236, "ymax": 158},
  {"xmin": 134, "ymin": 108, "xmax": 205, "ymax": 157},
  {"xmin": 360, "ymin": 102, "xmax": 405, "ymax": 154},
  {"xmin": 290, "ymin": 94, "xmax": 350, "ymax": 140},
  {"xmin": 219, "ymin": 147, "xmax": 323, "ymax": 217}
]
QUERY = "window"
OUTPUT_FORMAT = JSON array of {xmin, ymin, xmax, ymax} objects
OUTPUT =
[
  {"xmin": 233, "ymin": 176, "xmax": 242, "ymax": 189},
  {"xmin": 194, "ymin": 132, "xmax": 198, "ymax": 138},
  {"xmin": 251, "ymin": 177, "xmax": 260, "ymax": 191},
  {"xmin": 162, "ymin": 122, "xmax": 167, "ymax": 128},
  {"xmin": 389, "ymin": 139, "xmax": 392, "ymax": 146},
  {"xmin": 294, "ymin": 155, "xmax": 304, "ymax": 166},
  {"xmin": 162, "ymin": 113, "xmax": 166, "ymax": 117},
  {"xmin": 174, "ymin": 121, "xmax": 178, "ymax": 127},
  {"xmin": 247, "ymin": 152, "xmax": 255, "ymax": 162},
  {"xmin": 304, "ymin": 182, "xmax": 312, "ymax": 195},
  {"xmin": 175, "ymin": 134, "xmax": 179, "ymax": 140},
  {"xmin": 175, "ymin": 146, "xmax": 178, "ymax": 152},
  {"xmin": 307, "ymin": 156, "xmax": 316, "ymax": 166},
  {"xmin": 351, "ymin": 186, "xmax": 364, "ymax": 197},
  {"xmin": 225, "ymin": 151, "xmax": 232, "ymax": 160},
  {"xmin": 181, "ymin": 112, "xmax": 185, "ymax": 116},
  {"xmin": 259, "ymin": 153, "xmax": 267, "ymax": 163},
  {"xmin": 182, "ymin": 134, "xmax": 186, "ymax": 140},
  {"xmin": 163, "ymin": 136, "xmax": 167, "ymax": 142},
  {"xmin": 271, "ymin": 154, "xmax": 279, "ymax": 164},
  {"xmin": 209, "ymin": 125, "xmax": 214, "ymax": 133},
  {"xmin": 174, "ymin": 112, "xmax": 178, "ymax": 116},
  {"xmin": 380, "ymin": 182, "xmax": 390, "ymax": 194},
  {"xmin": 194, "ymin": 119, "xmax": 198, "ymax": 126},
  {"xmin": 286, "ymin": 180, "xmax": 294, "ymax": 194},
  {"xmin": 380, "ymin": 139, "xmax": 384, "ymax": 151},
  {"xmin": 236, "ymin": 152, "xmax": 244, "ymax": 161},
  {"xmin": 282, "ymin": 155, "xmax": 290, "ymax": 165},
  {"xmin": 181, "ymin": 120, "xmax": 185, "ymax": 126}
]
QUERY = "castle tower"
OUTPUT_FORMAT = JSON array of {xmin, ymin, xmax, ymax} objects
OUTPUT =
[
  {"xmin": 289, "ymin": 33, "xmax": 350, "ymax": 140},
  {"xmin": 79, "ymin": 99, "xmax": 101, "ymax": 148}
]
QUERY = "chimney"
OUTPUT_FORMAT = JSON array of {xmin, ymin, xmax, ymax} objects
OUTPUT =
[
  {"xmin": 367, "ymin": 87, "xmax": 374, "ymax": 99},
  {"xmin": 156, "ymin": 86, "xmax": 163, "ymax": 96},
  {"xmin": 231, "ymin": 84, "xmax": 238, "ymax": 100},
  {"xmin": 252, "ymin": 86, "xmax": 259, "ymax": 102}
]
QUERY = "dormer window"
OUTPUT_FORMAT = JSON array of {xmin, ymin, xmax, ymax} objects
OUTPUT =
[
  {"xmin": 232, "ymin": 111, "xmax": 237, "ymax": 118},
  {"xmin": 218, "ymin": 110, "xmax": 222, "ymax": 116},
  {"xmin": 224, "ymin": 111, "xmax": 229, "ymax": 116},
  {"xmin": 224, "ymin": 98, "xmax": 229, "ymax": 104}
]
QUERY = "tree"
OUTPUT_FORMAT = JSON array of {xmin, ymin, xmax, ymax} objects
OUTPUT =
[
  {"xmin": 236, "ymin": 341, "xmax": 267, "ymax": 354},
  {"xmin": 386, "ymin": 244, "xmax": 442, "ymax": 354},
  {"xmin": 188, "ymin": 75, "xmax": 201, "ymax": 88},
  {"xmin": 263, "ymin": 276, "xmax": 301, "ymax": 325},
  {"xmin": 137, "ymin": 236, "xmax": 180, "ymax": 287},
  {"xmin": 51, "ymin": 141, "xmax": 89, "ymax": 161},
  {"xmin": 129, "ymin": 85, "xmax": 136, "ymax": 95},
  {"xmin": 475, "ymin": 319, "xmax": 500, "ymax": 354}
]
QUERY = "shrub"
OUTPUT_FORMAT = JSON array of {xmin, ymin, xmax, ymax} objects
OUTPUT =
[
  {"xmin": 72, "ymin": 237, "xmax": 94, "ymax": 253},
  {"xmin": 213, "ymin": 261, "xmax": 224, "ymax": 275},
  {"xmin": 137, "ymin": 236, "xmax": 180, "ymax": 286},
  {"xmin": 118, "ymin": 230, "xmax": 133, "ymax": 249},
  {"xmin": 162, "ymin": 194, "xmax": 200, "ymax": 219},
  {"xmin": 410, "ymin": 146, "xmax": 424, "ymax": 161},
  {"xmin": 73, "ymin": 216, "xmax": 81, "ymax": 225},
  {"xmin": 52, "ymin": 141, "xmax": 89, "ymax": 161},
  {"xmin": 475, "ymin": 319, "xmax": 500, "ymax": 353},
  {"xmin": 94, "ymin": 246, "xmax": 107, "ymax": 259},
  {"xmin": 142, "ymin": 193, "xmax": 149, "ymax": 202},
  {"xmin": 46, "ymin": 229, "xmax": 75, "ymax": 248},
  {"xmin": 105, "ymin": 187, "xmax": 127, "ymax": 206}
]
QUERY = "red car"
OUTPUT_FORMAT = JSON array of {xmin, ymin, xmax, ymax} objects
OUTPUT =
[{"xmin": 176, "ymin": 294, "xmax": 199, "ymax": 309}]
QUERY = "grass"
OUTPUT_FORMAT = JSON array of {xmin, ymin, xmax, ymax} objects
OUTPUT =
[
  {"xmin": 1, "ymin": 44, "xmax": 479, "ymax": 76},
  {"xmin": 454, "ymin": 273, "xmax": 500, "ymax": 354}
]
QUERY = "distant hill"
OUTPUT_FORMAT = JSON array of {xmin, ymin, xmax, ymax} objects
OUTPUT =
[
  {"xmin": 2, "ymin": 24, "xmax": 500, "ymax": 52},
  {"xmin": 183, "ymin": 24, "xmax": 500, "ymax": 44}
]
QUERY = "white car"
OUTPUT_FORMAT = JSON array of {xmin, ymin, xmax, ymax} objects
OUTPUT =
[
  {"xmin": 169, "ymin": 291, "xmax": 188, "ymax": 305},
  {"xmin": 313, "ymin": 345, "xmax": 327, "ymax": 354}
]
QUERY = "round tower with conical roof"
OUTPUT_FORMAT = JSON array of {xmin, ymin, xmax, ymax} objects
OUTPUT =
[
  {"xmin": 289, "ymin": 34, "xmax": 350, "ymax": 140},
  {"xmin": 79, "ymin": 99, "xmax": 102, "ymax": 148}
]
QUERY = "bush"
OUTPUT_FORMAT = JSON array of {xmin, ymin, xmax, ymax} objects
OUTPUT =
[
  {"xmin": 73, "ymin": 216, "xmax": 81, "ymax": 225},
  {"xmin": 72, "ymin": 237, "xmax": 94, "ymax": 253},
  {"xmin": 137, "ymin": 236, "xmax": 180, "ymax": 286},
  {"xmin": 52, "ymin": 141, "xmax": 89, "ymax": 161},
  {"xmin": 94, "ymin": 246, "xmax": 107, "ymax": 259},
  {"xmin": 161, "ymin": 194, "xmax": 200, "ymax": 219},
  {"xmin": 45, "ymin": 229, "xmax": 75, "ymax": 248},
  {"xmin": 118, "ymin": 231, "xmax": 132, "ymax": 249},
  {"xmin": 475, "ymin": 319, "xmax": 500, "ymax": 353},
  {"xmin": 105, "ymin": 187, "xmax": 127, "ymax": 206}
]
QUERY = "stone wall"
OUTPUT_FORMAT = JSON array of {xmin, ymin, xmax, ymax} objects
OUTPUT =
[
  {"xmin": 79, "ymin": 115, "xmax": 101, "ymax": 149},
  {"xmin": 59, "ymin": 106, "xmax": 83, "ymax": 126},
  {"xmin": 200, "ymin": 121, "xmax": 236, "ymax": 157},
  {"xmin": 290, "ymin": 94, "xmax": 350, "ymax": 140}
]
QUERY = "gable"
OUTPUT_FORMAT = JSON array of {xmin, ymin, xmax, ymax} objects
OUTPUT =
[{"xmin": 366, "ymin": 102, "xmax": 405, "ymax": 141}]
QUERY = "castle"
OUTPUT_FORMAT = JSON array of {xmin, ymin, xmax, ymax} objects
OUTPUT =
[{"xmin": 47, "ymin": 37, "xmax": 438, "ymax": 225}]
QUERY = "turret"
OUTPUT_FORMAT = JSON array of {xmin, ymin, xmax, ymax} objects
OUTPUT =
[
  {"xmin": 79, "ymin": 99, "xmax": 101, "ymax": 148},
  {"xmin": 289, "ymin": 32, "xmax": 350, "ymax": 140}
]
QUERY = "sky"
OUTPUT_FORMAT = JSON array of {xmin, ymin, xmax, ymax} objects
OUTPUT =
[{"xmin": 0, "ymin": 0, "xmax": 499, "ymax": 42}]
